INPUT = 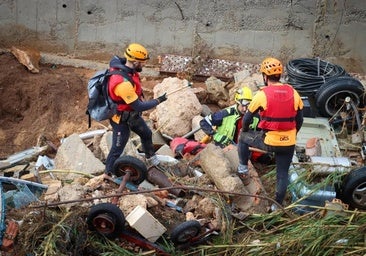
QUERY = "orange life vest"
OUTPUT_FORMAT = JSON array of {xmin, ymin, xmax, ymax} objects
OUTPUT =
[{"xmin": 259, "ymin": 85, "xmax": 297, "ymax": 131}]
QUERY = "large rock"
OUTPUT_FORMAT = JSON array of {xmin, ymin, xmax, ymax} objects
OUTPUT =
[
  {"xmin": 54, "ymin": 133, "xmax": 105, "ymax": 180},
  {"xmin": 199, "ymin": 144, "xmax": 267, "ymax": 213},
  {"xmin": 229, "ymin": 72, "xmax": 263, "ymax": 102},
  {"xmin": 192, "ymin": 115, "xmax": 206, "ymax": 142},
  {"xmin": 150, "ymin": 77, "xmax": 202, "ymax": 137},
  {"xmin": 205, "ymin": 76, "xmax": 229, "ymax": 108}
]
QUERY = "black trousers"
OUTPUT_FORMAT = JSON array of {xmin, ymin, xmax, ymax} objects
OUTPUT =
[
  {"xmin": 238, "ymin": 130, "xmax": 295, "ymax": 205},
  {"xmin": 105, "ymin": 112, "xmax": 155, "ymax": 174}
]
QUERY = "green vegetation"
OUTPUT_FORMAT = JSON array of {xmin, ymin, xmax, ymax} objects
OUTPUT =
[{"xmin": 15, "ymin": 168, "xmax": 365, "ymax": 255}]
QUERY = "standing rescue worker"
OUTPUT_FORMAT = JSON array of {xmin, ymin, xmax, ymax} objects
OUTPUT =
[
  {"xmin": 237, "ymin": 57, "xmax": 304, "ymax": 211},
  {"xmin": 104, "ymin": 43, "xmax": 167, "ymax": 179}
]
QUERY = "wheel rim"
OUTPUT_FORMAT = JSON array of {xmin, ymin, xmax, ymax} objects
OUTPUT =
[
  {"xmin": 352, "ymin": 181, "xmax": 366, "ymax": 207},
  {"xmin": 92, "ymin": 213, "xmax": 116, "ymax": 235},
  {"xmin": 115, "ymin": 165, "xmax": 142, "ymax": 183},
  {"xmin": 324, "ymin": 90, "xmax": 360, "ymax": 116}
]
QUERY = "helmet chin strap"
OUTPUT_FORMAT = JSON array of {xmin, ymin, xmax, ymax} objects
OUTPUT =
[{"xmin": 262, "ymin": 74, "xmax": 268, "ymax": 86}]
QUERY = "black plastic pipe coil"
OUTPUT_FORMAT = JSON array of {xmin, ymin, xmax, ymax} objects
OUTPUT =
[{"xmin": 285, "ymin": 58, "xmax": 347, "ymax": 95}]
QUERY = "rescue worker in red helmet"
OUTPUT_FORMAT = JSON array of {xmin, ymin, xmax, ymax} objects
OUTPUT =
[
  {"xmin": 237, "ymin": 57, "xmax": 304, "ymax": 211},
  {"xmin": 104, "ymin": 43, "xmax": 167, "ymax": 181}
]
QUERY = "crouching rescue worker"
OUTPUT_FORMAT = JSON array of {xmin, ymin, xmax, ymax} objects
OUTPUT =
[
  {"xmin": 104, "ymin": 43, "xmax": 167, "ymax": 180},
  {"xmin": 200, "ymin": 86, "xmax": 256, "ymax": 147},
  {"xmin": 237, "ymin": 57, "xmax": 304, "ymax": 211},
  {"xmin": 200, "ymin": 86, "xmax": 273, "ymax": 164}
]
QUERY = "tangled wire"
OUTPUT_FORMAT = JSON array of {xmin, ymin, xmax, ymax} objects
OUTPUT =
[{"xmin": 285, "ymin": 58, "xmax": 347, "ymax": 96}]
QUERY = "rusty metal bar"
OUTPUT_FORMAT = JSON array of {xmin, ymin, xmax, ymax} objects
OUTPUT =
[{"xmin": 30, "ymin": 185, "xmax": 293, "ymax": 218}]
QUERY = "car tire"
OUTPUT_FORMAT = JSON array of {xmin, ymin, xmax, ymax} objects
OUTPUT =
[
  {"xmin": 338, "ymin": 167, "xmax": 366, "ymax": 210},
  {"xmin": 113, "ymin": 155, "xmax": 147, "ymax": 185},
  {"xmin": 315, "ymin": 76, "xmax": 365, "ymax": 117},
  {"xmin": 170, "ymin": 220, "xmax": 201, "ymax": 245},
  {"xmin": 87, "ymin": 203, "xmax": 125, "ymax": 239}
]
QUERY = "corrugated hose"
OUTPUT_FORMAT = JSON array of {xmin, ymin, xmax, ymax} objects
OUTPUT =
[{"xmin": 285, "ymin": 58, "xmax": 347, "ymax": 96}]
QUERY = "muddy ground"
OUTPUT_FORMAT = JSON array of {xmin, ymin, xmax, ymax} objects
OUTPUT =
[{"xmin": 0, "ymin": 51, "xmax": 169, "ymax": 158}]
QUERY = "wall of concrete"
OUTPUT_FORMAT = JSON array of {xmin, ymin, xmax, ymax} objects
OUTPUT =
[{"xmin": 0, "ymin": 0, "xmax": 365, "ymax": 73}]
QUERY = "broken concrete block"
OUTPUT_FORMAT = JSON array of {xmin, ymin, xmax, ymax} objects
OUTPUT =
[
  {"xmin": 126, "ymin": 205, "xmax": 167, "ymax": 242},
  {"xmin": 54, "ymin": 133, "xmax": 105, "ymax": 180}
]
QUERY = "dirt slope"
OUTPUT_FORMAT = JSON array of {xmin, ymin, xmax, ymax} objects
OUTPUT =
[
  {"xmin": 0, "ymin": 52, "xmax": 165, "ymax": 158},
  {"xmin": 0, "ymin": 52, "xmax": 90, "ymax": 157}
]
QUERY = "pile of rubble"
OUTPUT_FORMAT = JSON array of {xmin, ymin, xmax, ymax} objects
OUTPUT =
[
  {"xmin": 2, "ymin": 48, "xmax": 365, "ymax": 254},
  {"xmin": 0, "ymin": 70, "xmax": 273, "ymax": 253}
]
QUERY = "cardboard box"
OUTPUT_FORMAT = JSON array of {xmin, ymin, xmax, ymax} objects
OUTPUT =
[{"xmin": 126, "ymin": 205, "xmax": 167, "ymax": 242}]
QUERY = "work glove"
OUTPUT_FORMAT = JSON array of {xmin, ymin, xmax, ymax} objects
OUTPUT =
[
  {"xmin": 207, "ymin": 129, "xmax": 215, "ymax": 136},
  {"xmin": 156, "ymin": 93, "xmax": 167, "ymax": 103}
]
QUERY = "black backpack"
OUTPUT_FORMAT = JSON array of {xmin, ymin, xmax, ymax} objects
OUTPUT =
[{"xmin": 86, "ymin": 69, "xmax": 131, "ymax": 127}]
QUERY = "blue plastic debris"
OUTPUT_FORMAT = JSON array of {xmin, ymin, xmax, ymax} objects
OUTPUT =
[{"xmin": 0, "ymin": 177, "xmax": 48, "ymax": 246}]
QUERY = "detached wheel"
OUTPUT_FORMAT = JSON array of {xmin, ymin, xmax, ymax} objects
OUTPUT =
[
  {"xmin": 170, "ymin": 220, "xmax": 201, "ymax": 245},
  {"xmin": 315, "ymin": 76, "xmax": 365, "ymax": 117},
  {"xmin": 87, "ymin": 203, "xmax": 125, "ymax": 239},
  {"xmin": 339, "ymin": 167, "xmax": 366, "ymax": 210},
  {"xmin": 113, "ymin": 155, "xmax": 147, "ymax": 185}
]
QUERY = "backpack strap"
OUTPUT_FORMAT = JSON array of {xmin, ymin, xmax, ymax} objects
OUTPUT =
[
  {"xmin": 105, "ymin": 69, "xmax": 134, "ymax": 104},
  {"xmin": 107, "ymin": 69, "xmax": 133, "ymax": 85},
  {"xmin": 88, "ymin": 114, "xmax": 91, "ymax": 128},
  {"xmin": 87, "ymin": 69, "xmax": 133, "ymax": 129}
]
